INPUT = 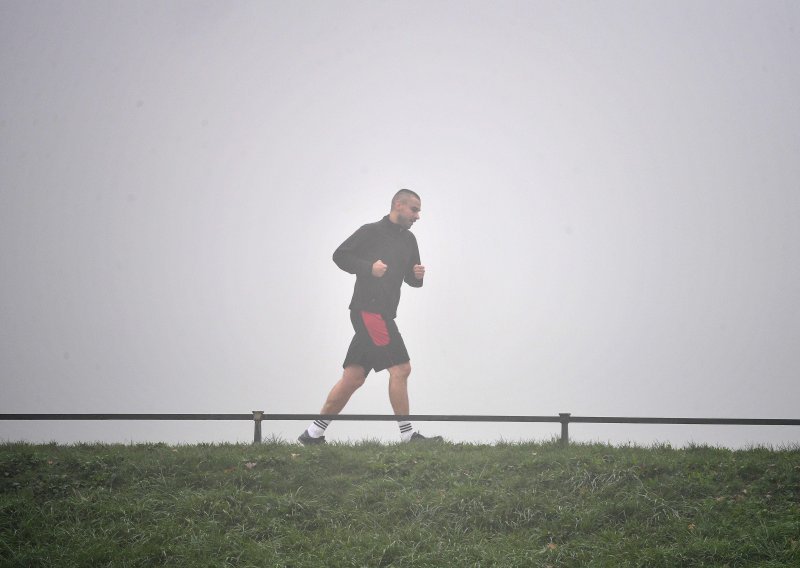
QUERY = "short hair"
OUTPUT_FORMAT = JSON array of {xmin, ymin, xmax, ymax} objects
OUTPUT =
[{"xmin": 391, "ymin": 188, "xmax": 421, "ymax": 209}]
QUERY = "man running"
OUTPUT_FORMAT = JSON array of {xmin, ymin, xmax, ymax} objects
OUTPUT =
[{"xmin": 299, "ymin": 189, "xmax": 442, "ymax": 444}]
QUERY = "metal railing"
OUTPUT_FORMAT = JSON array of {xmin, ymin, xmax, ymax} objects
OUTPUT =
[{"xmin": 2, "ymin": 412, "xmax": 799, "ymax": 444}]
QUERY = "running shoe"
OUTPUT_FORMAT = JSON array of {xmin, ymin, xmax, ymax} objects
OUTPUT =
[
  {"xmin": 410, "ymin": 432, "xmax": 443, "ymax": 442},
  {"xmin": 298, "ymin": 430, "xmax": 326, "ymax": 445}
]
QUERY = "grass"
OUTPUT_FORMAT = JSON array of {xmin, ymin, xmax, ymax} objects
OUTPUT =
[{"xmin": 1, "ymin": 438, "xmax": 799, "ymax": 567}]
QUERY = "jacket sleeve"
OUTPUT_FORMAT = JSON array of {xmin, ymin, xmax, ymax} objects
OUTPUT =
[
  {"xmin": 333, "ymin": 225, "xmax": 374, "ymax": 277},
  {"xmin": 404, "ymin": 234, "xmax": 423, "ymax": 288}
]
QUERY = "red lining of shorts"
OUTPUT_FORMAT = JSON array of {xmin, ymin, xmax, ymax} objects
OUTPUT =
[{"xmin": 360, "ymin": 311, "xmax": 390, "ymax": 346}]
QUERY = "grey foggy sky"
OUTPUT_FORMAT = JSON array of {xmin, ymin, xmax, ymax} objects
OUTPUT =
[{"xmin": 2, "ymin": 1, "xmax": 799, "ymax": 447}]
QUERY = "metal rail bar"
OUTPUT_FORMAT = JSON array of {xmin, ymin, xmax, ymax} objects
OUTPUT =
[
  {"xmin": 0, "ymin": 414, "xmax": 252, "ymax": 421},
  {"xmin": 2, "ymin": 413, "xmax": 799, "ymax": 444}
]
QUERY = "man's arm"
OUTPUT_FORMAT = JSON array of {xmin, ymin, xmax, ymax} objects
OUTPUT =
[
  {"xmin": 332, "ymin": 225, "xmax": 373, "ymax": 277},
  {"xmin": 404, "ymin": 235, "xmax": 424, "ymax": 288}
]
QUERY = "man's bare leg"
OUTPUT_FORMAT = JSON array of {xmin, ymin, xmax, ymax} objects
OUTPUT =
[
  {"xmin": 388, "ymin": 361, "xmax": 441, "ymax": 442},
  {"xmin": 321, "ymin": 365, "xmax": 367, "ymax": 415},
  {"xmin": 389, "ymin": 362, "xmax": 415, "ymax": 441},
  {"xmin": 299, "ymin": 365, "xmax": 366, "ymax": 444},
  {"xmin": 388, "ymin": 362, "xmax": 411, "ymax": 416}
]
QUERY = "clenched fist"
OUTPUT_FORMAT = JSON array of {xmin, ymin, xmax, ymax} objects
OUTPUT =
[
  {"xmin": 372, "ymin": 259, "xmax": 388, "ymax": 278},
  {"xmin": 413, "ymin": 264, "xmax": 425, "ymax": 280}
]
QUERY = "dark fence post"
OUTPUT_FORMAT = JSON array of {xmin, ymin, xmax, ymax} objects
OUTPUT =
[
  {"xmin": 252, "ymin": 411, "xmax": 264, "ymax": 444},
  {"xmin": 559, "ymin": 413, "xmax": 571, "ymax": 445}
]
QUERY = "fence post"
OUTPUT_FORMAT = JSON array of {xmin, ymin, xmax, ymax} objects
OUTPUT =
[
  {"xmin": 559, "ymin": 413, "xmax": 571, "ymax": 445},
  {"xmin": 252, "ymin": 411, "xmax": 264, "ymax": 444}
]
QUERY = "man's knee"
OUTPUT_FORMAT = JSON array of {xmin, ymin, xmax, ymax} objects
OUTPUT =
[
  {"xmin": 390, "ymin": 361, "xmax": 411, "ymax": 380},
  {"xmin": 343, "ymin": 365, "xmax": 367, "ymax": 389}
]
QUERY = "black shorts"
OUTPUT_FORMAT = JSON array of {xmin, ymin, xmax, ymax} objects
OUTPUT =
[{"xmin": 343, "ymin": 310, "xmax": 410, "ymax": 375}]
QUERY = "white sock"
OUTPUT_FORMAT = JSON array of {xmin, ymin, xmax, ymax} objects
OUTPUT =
[
  {"xmin": 307, "ymin": 419, "xmax": 330, "ymax": 438},
  {"xmin": 398, "ymin": 421, "xmax": 414, "ymax": 442}
]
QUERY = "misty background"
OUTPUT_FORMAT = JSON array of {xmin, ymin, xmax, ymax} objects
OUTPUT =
[{"xmin": 2, "ymin": 1, "xmax": 799, "ymax": 447}]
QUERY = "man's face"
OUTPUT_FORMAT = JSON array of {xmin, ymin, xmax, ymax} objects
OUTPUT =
[{"xmin": 395, "ymin": 197, "xmax": 421, "ymax": 229}]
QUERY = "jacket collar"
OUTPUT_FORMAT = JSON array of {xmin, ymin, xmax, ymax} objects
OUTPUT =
[{"xmin": 380, "ymin": 215, "xmax": 406, "ymax": 232}]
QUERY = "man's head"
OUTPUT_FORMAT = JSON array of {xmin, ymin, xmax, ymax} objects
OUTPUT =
[{"xmin": 389, "ymin": 189, "xmax": 421, "ymax": 229}]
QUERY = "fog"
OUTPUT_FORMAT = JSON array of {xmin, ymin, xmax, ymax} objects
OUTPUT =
[{"xmin": 2, "ymin": 1, "xmax": 799, "ymax": 447}]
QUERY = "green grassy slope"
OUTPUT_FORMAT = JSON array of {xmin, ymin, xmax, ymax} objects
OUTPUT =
[{"xmin": 1, "ymin": 440, "xmax": 798, "ymax": 567}]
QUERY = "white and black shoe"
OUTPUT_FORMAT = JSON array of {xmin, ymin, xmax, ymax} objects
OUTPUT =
[
  {"xmin": 298, "ymin": 429, "xmax": 326, "ymax": 446},
  {"xmin": 409, "ymin": 432, "xmax": 443, "ymax": 443}
]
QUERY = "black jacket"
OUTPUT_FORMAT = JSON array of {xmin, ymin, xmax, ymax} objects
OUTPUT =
[{"xmin": 333, "ymin": 216, "xmax": 423, "ymax": 319}]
